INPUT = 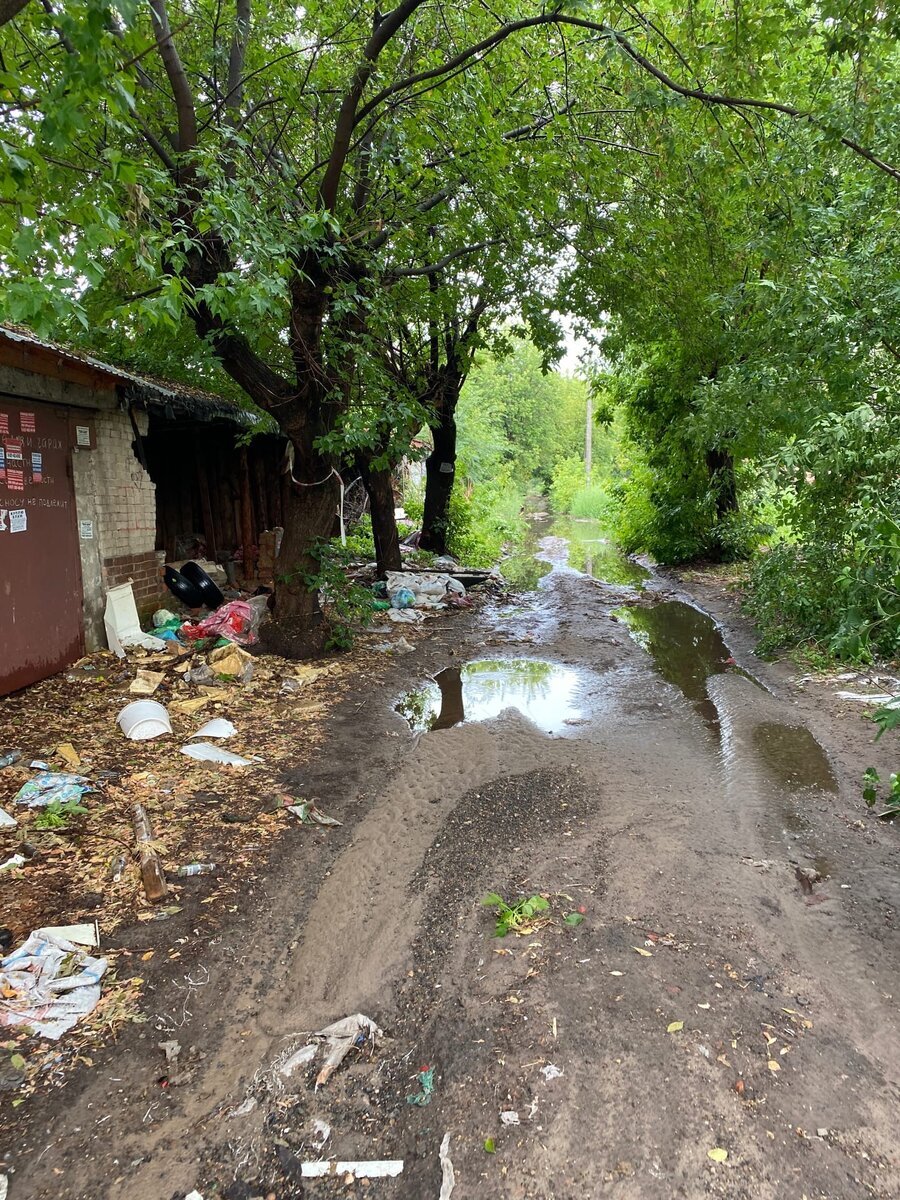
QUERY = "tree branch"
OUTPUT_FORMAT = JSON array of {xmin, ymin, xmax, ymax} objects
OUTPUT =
[
  {"xmin": 387, "ymin": 239, "xmax": 502, "ymax": 279},
  {"xmin": 149, "ymin": 0, "xmax": 197, "ymax": 153},
  {"xmin": 318, "ymin": 0, "xmax": 427, "ymax": 211}
]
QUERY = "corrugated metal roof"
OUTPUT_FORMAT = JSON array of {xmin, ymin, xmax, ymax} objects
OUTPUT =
[{"xmin": 0, "ymin": 323, "xmax": 275, "ymax": 428}]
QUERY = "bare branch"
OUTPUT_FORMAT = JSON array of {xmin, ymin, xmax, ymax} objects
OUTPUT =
[{"xmin": 388, "ymin": 239, "xmax": 502, "ymax": 279}]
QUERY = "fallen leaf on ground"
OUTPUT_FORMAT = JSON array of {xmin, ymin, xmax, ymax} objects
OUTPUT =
[
  {"xmin": 767, "ymin": 1059, "xmax": 781, "ymax": 1073},
  {"xmin": 707, "ymin": 1148, "xmax": 728, "ymax": 1163},
  {"xmin": 633, "ymin": 947, "xmax": 653, "ymax": 957},
  {"xmin": 667, "ymin": 1021, "xmax": 684, "ymax": 1033}
]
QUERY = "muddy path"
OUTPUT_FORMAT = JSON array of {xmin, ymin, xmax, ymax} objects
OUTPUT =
[{"xmin": 5, "ymin": 520, "xmax": 900, "ymax": 1199}]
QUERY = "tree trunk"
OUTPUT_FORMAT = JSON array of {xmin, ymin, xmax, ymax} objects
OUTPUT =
[
  {"xmin": 357, "ymin": 456, "xmax": 401, "ymax": 577},
  {"xmin": 261, "ymin": 456, "xmax": 340, "ymax": 658},
  {"xmin": 420, "ymin": 377, "xmax": 460, "ymax": 555},
  {"xmin": 706, "ymin": 448, "xmax": 738, "ymax": 519}
]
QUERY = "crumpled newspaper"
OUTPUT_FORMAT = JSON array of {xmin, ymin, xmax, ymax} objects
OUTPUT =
[{"xmin": 0, "ymin": 928, "xmax": 107, "ymax": 1039}]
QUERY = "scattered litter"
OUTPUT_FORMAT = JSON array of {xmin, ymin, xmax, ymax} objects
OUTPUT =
[
  {"xmin": 158, "ymin": 1040, "xmax": 181, "ymax": 1062},
  {"xmin": 835, "ymin": 691, "xmax": 900, "ymax": 707},
  {"xmin": 311, "ymin": 1118, "xmax": 331, "ymax": 1148},
  {"xmin": 300, "ymin": 1161, "xmax": 403, "ymax": 1179},
  {"xmin": 180, "ymin": 743, "xmax": 254, "ymax": 767},
  {"xmin": 387, "ymin": 608, "xmax": 424, "ymax": 624},
  {"xmin": 541, "ymin": 1063, "xmax": 564, "ymax": 1081},
  {"xmin": 56, "ymin": 742, "xmax": 81, "ymax": 769},
  {"xmin": 174, "ymin": 863, "xmax": 216, "ymax": 877},
  {"xmin": 439, "ymin": 1132, "xmax": 455, "ymax": 1199},
  {"xmin": 0, "ymin": 854, "xmax": 26, "ymax": 873},
  {"xmin": 14, "ymin": 771, "xmax": 90, "ymax": 808},
  {"xmin": 207, "ymin": 643, "xmax": 255, "ymax": 682},
  {"xmin": 190, "ymin": 718, "xmax": 237, "ymax": 740},
  {"xmin": 0, "ymin": 750, "xmax": 23, "ymax": 769},
  {"xmin": 184, "ymin": 1192, "xmax": 205, "ymax": 1200},
  {"xmin": 287, "ymin": 801, "xmax": 343, "ymax": 827},
  {"xmin": 500, "ymin": 1110, "xmax": 520, "ymax": 1126},
  {"xmin": 171, "ymin": 696, "xmax": 210, "ymax": 716},
  {"xmin": 406, "ymin": 1065, "xmax": 435, "ymax": 1106},
  {"xmin": 229, "ymin": 1096, "xmax": 258, "ymax": 1118},
  {"xmin": 117, "ymin": 700, "xmax": 172, "ymax": 741},
  {"xmin": 129, "ymin": 670, "xmax": 166, "ymax": 696},
  {"xmin": 0, "ymin": 808, "xmax": 17, "ymax": 829},
  {"xmin": 29, "ymin": 760, "xmax": 49, "ymax": 770},
  {"xmin": 40, "ymin": 923, "xmax": 99, "ymax": 947},
  {"xmin": 313, "ymin": 1013, "xmax": 383, "ymax": 1088},
  {"xmin": 373, "ymin": 636, "xmax": 415, "ymax": 654},
  {"xmin": 0, "ymin": 927, "xmax": 107, "ymax": 1039},
  {"xmin": 0, "ymin": 1174, "xmax": 7, "ymax": 1200},
  {"xmin": 185, "ymin": 663, "xmax": 215, "ymax": 686},
  {"xmin": 279, "ymin": 1043, "xmax": 318, "ymax": 1077},
  {"xmin": 105, "ymin": 583, "xmax": 167, "ymax": 656}
]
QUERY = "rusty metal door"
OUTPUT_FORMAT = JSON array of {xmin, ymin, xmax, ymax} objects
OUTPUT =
[{"xmin": 0, "ymin": 399, "xmax": 84, "ymax": 695}]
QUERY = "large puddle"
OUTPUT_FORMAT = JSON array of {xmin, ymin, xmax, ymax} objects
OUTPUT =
[
  {"xmin": 396, "ymin": 659, "xmax": 581, "ymax": 734},
  {"xmin": 613, "ymin": 600, "xmax": 743, "ymax": 732}
]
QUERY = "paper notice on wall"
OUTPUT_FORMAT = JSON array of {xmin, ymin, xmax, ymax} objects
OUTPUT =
[
  {"xmin": 6, "ymin": 469, "xmax": 24, "ymax": 491},
  {"xmin": 30, "ymin": 452, "xmax": 42, "ymax": 483},
  {"xmin": 75, "ymin": 425, "xmax": 91, "ymax": 448},
  {"xmin": 9, "ymin": 509, "xmax": 26, "ymax": 533},
  {"xmin": 20, "ymin": 412, "xmax": 35, "ymax": 433},
  {"xmin": 0, "ymin": 446, "xmax": 5, "ymax": 482},
  {"xmin": 79, "ymin": 519, "xmax": 93, "ymax": 539},
  {"xmin": 0, "ymin": 510, "xmax": 7, "ymax": 532},
  {"xmin": 5, "ymin": 439, "xmax": 23, "ymax": 463},
  {"xmin": 0, "ymin": 414, "xmax": 8, "ymax": 435}
]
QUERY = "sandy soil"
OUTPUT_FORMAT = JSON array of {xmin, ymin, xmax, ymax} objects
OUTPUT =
[{"xmin": 2, "ymin": 538, "xmax": 899, "ymax": 1200}]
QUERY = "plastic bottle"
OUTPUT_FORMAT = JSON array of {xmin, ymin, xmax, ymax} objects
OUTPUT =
[
  {"xmin": 0, "ymin": 750, "xmax": 23, "ymax": 769},
  {"xmin": 174, "ymin": 863, "xmax": 216, "ymax": 877},
  {"xmin": 107, "ymin": 854, "xmax": 127, "ymax": 882}
]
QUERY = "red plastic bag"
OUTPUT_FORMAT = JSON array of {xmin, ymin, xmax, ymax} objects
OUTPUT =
[{"xmin": 181, "ymin": 600, "xmax": 258, "ymax": 645}]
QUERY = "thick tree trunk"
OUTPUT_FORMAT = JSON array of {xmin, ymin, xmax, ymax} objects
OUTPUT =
[
  {"xmin": 261, "ymin": 457, "xmax": 340, "ymax": 658},
  {"xmin": 357, "ymin": 457, "xmax": 401, "ymax": 577},
  {"xmin": 420, "ymin": 379, "xmax": 460, "ymax": 556},
  {"xmin": 706, "ymin": 448, "xmax": 738, "ymax": 519}
]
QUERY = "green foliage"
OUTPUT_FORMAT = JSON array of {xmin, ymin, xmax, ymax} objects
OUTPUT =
[
  {"xmin": 445, "ymin": 464, "xmax": 527, "ymax": 566},
  {"xmin": 302, "ymin": 539, "xmax": 373, "ymax": 651},
  {"xmin": 862, "ymin": 767, "xmax": 900, "ymax": 815},
  {"xmin": 343, "ymin": 514, "xmax": 376, "ymax": 562},
  {"xmin": 480, "ymin": 892, "xmax": 550, "ymax": 937},
  {"xmin": 33, "ymin": 799, "xmax": 89, "ymax": 831}
]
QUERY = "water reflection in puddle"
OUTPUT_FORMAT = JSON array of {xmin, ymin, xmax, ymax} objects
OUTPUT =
[
  {"xmin": 396, "ymin": 659, "xmax": 581, "ymax": 734},
  {"xmin": 501, "ymin": 517, "xmax": 650, "ymax": 590},
  {"xmin": 614, "ymin": 600, "xmax": 743, "ymax": 731}
]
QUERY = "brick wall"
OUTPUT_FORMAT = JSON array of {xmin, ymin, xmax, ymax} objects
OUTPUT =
[
  {"xmin": 72, "ymin": 405, "xmax": 167, "ymax": 646},
  {"xmin": 104, "ymin": 549, "xmax": 166, "ymax": 603}
]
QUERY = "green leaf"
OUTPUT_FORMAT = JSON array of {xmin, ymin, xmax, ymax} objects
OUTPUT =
[
  {"xmin": 484, "ymin": 1138, "xmax": 496, "ymax": 1153},
  {"xmin": 10, "ymin": 1053, "xmax": 26, "ymax": 1070}
]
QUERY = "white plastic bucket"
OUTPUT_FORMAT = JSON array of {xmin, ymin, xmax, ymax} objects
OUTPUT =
[{"xmin": 117, "ymin": 700, "xmax": 172, "ymax": 741}]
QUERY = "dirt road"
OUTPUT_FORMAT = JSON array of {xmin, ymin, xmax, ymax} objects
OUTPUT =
[{"xmin": 5, "ymin": 523, "xmax": 900, "ymax": 1199}]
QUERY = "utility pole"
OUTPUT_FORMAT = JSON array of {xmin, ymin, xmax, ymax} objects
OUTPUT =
[{"xmin": 585, "ymin": 390, "xmax": 593, "ymax": 483}]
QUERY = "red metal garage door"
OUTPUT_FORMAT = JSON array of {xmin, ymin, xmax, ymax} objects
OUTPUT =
[{"xmin": 0, "ymin": 399, "xmax": 84, "ymax": 695}]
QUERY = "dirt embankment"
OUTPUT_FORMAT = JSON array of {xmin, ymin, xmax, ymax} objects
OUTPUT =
[{"xmin": 2, "ymin": 552, "xmax": 899, "ymax": 1200}]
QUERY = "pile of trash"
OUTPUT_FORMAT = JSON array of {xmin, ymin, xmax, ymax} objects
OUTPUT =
[{"xmin": 376, "ymin": 571, "xmax": 471, "ymax": 625}]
